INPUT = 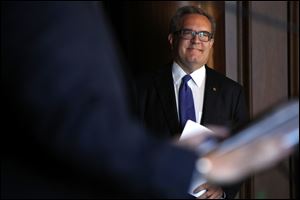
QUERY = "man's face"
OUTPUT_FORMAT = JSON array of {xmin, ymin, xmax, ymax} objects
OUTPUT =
[{"xmin": 169, "ymin": 14, "xmax": 214, "ymax": 73}]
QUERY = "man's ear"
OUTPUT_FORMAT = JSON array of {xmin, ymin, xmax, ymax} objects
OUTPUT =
[
  {"xmin": 168, "ymin": 33, "xmax": 174, "ymax": 49},
  {"xmin": 208, "ymin": 38, "xmax": 214, "ymax": 49}
]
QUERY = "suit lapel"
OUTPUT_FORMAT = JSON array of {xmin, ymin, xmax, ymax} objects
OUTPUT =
[
  {"xmin": 201, "ymin": 66, "xmax": 220, "ymax": 125},
  {"xmin": 154, "ymin": 66, "xmax": 181, "ymax": 136}
]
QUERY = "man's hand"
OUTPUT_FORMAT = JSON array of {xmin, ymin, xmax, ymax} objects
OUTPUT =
[{"xmin": 193, "ymin": 183, "xmax": 224, "ymax": 199}]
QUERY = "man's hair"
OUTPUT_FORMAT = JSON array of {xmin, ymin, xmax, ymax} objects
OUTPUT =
[{"xmin": 169, "ymin": 6, "xmax": 216, "ymax": 37}]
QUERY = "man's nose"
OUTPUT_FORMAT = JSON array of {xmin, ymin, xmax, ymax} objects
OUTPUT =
[{"xmin": 191, "ymin": 34, "xmax": 201, "ymax": 43}]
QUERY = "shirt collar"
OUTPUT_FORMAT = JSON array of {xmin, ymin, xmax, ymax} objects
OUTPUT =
[{"xmin": 172, "ymin": 62, "xmax": 206, "ymax": 87}]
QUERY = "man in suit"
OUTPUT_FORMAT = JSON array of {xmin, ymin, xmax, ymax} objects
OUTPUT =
[{"xmin": 135, "ymin": 6, "xmax": 249, "ymax": 199}]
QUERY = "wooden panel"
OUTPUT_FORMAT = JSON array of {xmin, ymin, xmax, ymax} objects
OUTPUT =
[
  {"xmin": 224, "ymin": 1, "xmax": 238, "ymax": 82},
  {"xmin": 288, "ymin": 1, "xmax": 299, "ymax": 98},
  {"xmin": 251, "ymin": 1, "xmax": 288, "ymax": 114},
  {"xmin": 224, "ymin": 1, "xmax": 299, "ymax": 198},
  {"xmin": 250, "ymin": 1, "xmax": 290, "ymax": 199},
  {"xmin": 288, "ymin": 1, "xmax": 299, "ymax": 199}
]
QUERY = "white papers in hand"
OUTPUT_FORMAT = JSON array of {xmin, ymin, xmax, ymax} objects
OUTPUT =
[
  {"xmin": 179, "ymin": 120, "xmax": 214, "ymax": 197},
  {"xmin": 179, "ymin": 120, "xmax": 213, "ymax": 140}
]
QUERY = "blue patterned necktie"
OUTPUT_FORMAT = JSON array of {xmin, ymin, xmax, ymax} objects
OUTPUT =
[{"xmin": 179, "ymin": 75, "xmax": 196, "ymax": 129}]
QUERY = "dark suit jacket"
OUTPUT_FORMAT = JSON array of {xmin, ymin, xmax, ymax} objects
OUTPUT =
[
  {"xmin": 135, "ymin": 64, "xmax": 249, "ymax": 198},
  {"xmin": 2, "ymin": 2, "xmax": 198, "ymax": 199},
  {"xmin": 136, "ymin": 64, "xmax": 249, "ymax": 137}
]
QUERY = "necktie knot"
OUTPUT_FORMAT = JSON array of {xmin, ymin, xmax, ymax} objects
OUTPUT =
[{"xmin": 181, "ymin": 75, "xmax": 192, "ymax": 84}]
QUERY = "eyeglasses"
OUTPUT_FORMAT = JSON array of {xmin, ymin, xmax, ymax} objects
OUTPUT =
[{"xmin": 175, "ymin": 29, "xmax": 213, "ymax": 42}]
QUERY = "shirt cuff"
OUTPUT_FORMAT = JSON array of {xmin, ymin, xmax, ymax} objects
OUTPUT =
[{"xmin": 187, "ymin": 167, "xmax": 206, "ymax": 197}]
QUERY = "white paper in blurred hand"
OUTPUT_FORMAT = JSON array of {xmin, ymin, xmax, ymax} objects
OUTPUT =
[
  {"xmin": 179, "ymin": 120, "xmax": 214, "ymax": 197},
  {"xmin": 179, "ymin": 120, "xmax": 214, "ymax": 141}
]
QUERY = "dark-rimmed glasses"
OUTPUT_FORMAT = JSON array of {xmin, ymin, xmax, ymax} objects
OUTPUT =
[{"xmin": 175, "ymin": 29, "xmax": 213, "ymax": 42}]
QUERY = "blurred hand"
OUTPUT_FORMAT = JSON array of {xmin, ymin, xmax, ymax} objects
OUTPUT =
[
  {"xmin": 193, "ymin": 183, "xmax": 224, "ymax": 199},
  {"xmin": 196, "ymin": 129, "xmax": 297, "ymax": 184}
]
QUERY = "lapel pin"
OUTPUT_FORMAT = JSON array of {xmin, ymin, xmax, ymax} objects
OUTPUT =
[{"xmin": 213, "ymin": 87, "xmax": 217, "ymax": 92}]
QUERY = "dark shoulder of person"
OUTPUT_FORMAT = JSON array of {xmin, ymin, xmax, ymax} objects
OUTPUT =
[{"xmin": 206, "ymin": 65, "xmax": 244, "ymax": 90}]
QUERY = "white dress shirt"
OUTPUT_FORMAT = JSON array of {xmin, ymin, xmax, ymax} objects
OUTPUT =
[{"xmin": 172, "ymin": 62, "xmax": 206, "ymax": 124}]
